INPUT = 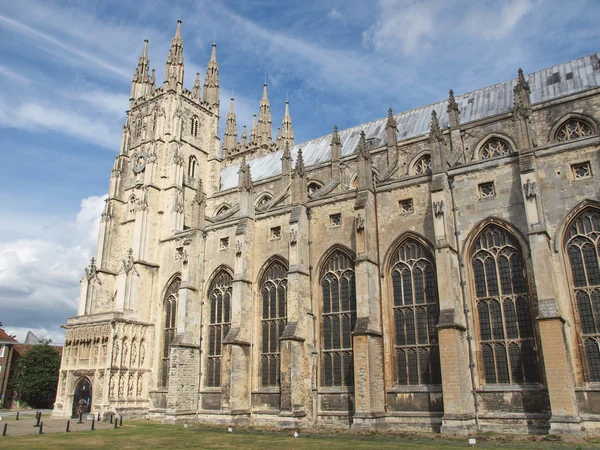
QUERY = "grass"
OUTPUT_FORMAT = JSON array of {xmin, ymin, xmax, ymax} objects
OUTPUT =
[{"xmin": 2, "ymin": 420, "xmax": 600, "ymax": 449}]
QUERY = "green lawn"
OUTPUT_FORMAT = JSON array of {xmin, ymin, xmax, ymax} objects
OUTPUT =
[{"xmin": 2, "ymin": 420, "xmax": 598, "ymax": 449}]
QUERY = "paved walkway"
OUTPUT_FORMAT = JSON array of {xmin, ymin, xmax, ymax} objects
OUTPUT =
[{"xmin": 0, "ymin": 414, "xmax": 119, "ymax": 436}]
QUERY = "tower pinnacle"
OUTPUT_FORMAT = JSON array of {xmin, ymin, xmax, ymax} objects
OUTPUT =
[
  {"xmin": 203, "ymin": 42, "xmax": 220, "ymax": 112},
  {"xmin": 223, "ymin": 98, "xmax": 238, "ymax": 156},
  {"xmin": 256, "ymin": 83, "xmax": 272, "ymax": 145},
  {"xmin": 131, "ymin": 39, "xmax": 153, "ymax": 100},
  {"xmin": 279, "ymin": 100, "xmax": 294, "ymax": 150},
  {"xmin": 165, "ymin": 20, "xmax": 184, "ymax": 92}
]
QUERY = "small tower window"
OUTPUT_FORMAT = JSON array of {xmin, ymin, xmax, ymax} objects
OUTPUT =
[
  {"xmin": 556, "ymin": 119, "xmax": 593, "ymax": 142},
  {"xmin": 188, "ymin": 156, "xmax": 197, "ymax": 178},
  {"xmin": 135, "ymin": 118, "xmax": 142, "ymax": 138},
  {"xmin": 191, "ymin": 116, "xmax": 200, "ymax": 137},
  {"xmin": 128, "ymin": 195, "xmax": 136, "ymax": 220},
  {"xmin": 413, "ymin": 154, "xmax": 432, "ymax": 175},
  {"xmin": 480, "ymin": 137, "xmax": 513, "ymax": 159}
]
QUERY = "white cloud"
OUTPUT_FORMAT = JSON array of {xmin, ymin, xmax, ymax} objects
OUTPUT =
[
  {"xmin": 327, "ymin": 8, "xmax": 342, "ymax": 19},
  {"xmin": 462, "ymin": 0, "xmax": 536, "ymax": 40},
  {"xmin": 0, "ymin": 101, "xmax": 120, "ymax": 150},
  {"xmin": 0, "ymin": 195, "xmax": 105, "ymax": 340}
]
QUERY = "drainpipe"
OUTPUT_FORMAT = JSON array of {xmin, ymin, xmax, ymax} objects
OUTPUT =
[
  {"xmin": 306, "ymin": 207, "xmax": 318, "ymax": 425},
  {"xmin": 196, "ymin": 230, "xmax": 208, "ymax": 422},
  {"xmin": 449, "ymin": 177, "xmax": 480, "ymax": 431}
]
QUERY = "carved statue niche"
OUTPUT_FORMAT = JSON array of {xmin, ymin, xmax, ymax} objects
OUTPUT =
[{"xmin": 137, "ymin": 373, "xmax": 144, "ymax": 397}]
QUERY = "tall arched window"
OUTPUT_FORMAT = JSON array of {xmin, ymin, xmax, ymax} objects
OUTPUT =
[
  {"xmin": 206, "ymin": 269, "xmax": 232, "ymax": 387},
  {"xmin": 480, "ymin": 137, "xmax": 513, "ymax": 159},
  {"xmin": 565, "ymin": 207, "xmax": 600, "ymax": 381},
  {"xmin": 188, "ymin": 156, "xmax": 197, "ymax": 178},
  {"xmin": 556, "ymin": 118, "xmax": 593, "ymax": 142},
  {"xmin": 260, "ymin": 260, "xmax": 288, "ymax": 386},
  {"xmin": 128, "ymin": 195, "xmax": 136, "ymax": 220},
  {"xmin": 161, "ymin": 277, "xmax": 180, "ymax": 387},
  {"xmin": 413, "ymin": 154, "xmax": 432, "ymax": 175},
  {"xmin": 191, "ymin": 116, "xmax": 199, "ymax": 137},
  {"xmin": 321, "ymin": 249, "xmax": 356, "ymax": 387},
  {"xmin": 390, "ymin": 238, "xmax": 441, "ymax": 385},
  {"xmin": 470, "ymin": 224, "xmax": 540, "ymax": 384}
]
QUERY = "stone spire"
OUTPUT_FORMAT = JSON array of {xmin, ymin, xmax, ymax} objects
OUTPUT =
[
  {"xmin": 250, "ymin": 114, "xmax": 257, "ymax": 145},
  {"xmin": 447, "ymin": 90, "xmax": 460, "ymax": 129},
  {"xmin": 513, "ymin": 68, "xmax": 532, "ymax": 120},
  {"xmin": 280, "ymin": 100, "xmax": 294, "ymax": 150},
  {"xmin": 428, "ymin": 110, "xmax": 444, "ymax": 143},
  {"xmin": 238, "ymin": 157, "xmax": 252, "ymax": 192},
  {"xmin": 131, "ymin": 39, "xmax": 152, "ymax": 100},
  {"xmin": 203, "ymin": 42, "xmax": 220, "ymax": 112},
  {"xmin": 193, "ymin": 72, "xmax": 201, "ymax": 101},
  {"xmin": 241, "ymin": 125, "xmax": 248, "ymax": 147},
  {"xmin": 291, "ymin": 148, "xmax": 307, "ymax": 204},
  {"xmin": 256, "ymin": 83, "xmax": 272, "ymax": 145},
  {"xmin": 165, "ymin": 20, "xmax": 184, "ymax": 92},
  {"xmin": 223, "ymin": 98, "xmax": 238, "ymax": 155},
  {"xmin": 295, "ymin": 148, "xmax": 305, "ymax": 177},
  {"xmin": 385, "ymin": 108, "xmax": 397, "ymax": 148},
  {"xmin": 331, "ymin": 125, "xmax": 342, "ymax": 162},
  {"xmin": 282, "ymin": 140, "xmax": 292, "ymax": 178},
  {"xmin": 357, "ymin": 131, "xmax": 371, "ymax": 161}
]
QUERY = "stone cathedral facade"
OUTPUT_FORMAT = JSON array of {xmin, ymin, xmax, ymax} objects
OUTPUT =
[{"xmin": 52, "ymin": 21, "xmax": 600, "ymax": 435}]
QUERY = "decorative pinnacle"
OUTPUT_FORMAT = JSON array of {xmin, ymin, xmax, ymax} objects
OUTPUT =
[
  {"xmin": 358, "ymin": 131, "xmax": 370, "ymax": 161},
  {"xmin": 515, "ymin": 67, "xmax": 530, "ymax": 92},
  {"xmin": 295, "ymin": 148, "xmax": 305, "ymax": 176},
  {"xmin": 282, "ymin": 140, "xmax": 292, "ymax": 160},
  {"xmin": 428, "ymin": 110, "xmax": 444, "ymax": 143},
  {"xmin": 194, "ymin": 178, "xmax": 206, "ymax": 205},
  {"xmin": 447, "ymin": 89, "xmax": 459, "ymax": 114},
  {"xmin": 386, "ymin": 108, "xmax": 397, "ymax": 129},
  {"xmin": 331, "ymin": 125, "xmax": 341, "ymax": 146}
]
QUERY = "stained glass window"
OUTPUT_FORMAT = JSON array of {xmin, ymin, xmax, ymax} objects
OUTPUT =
[
  {"xmin": 206, "ymin": 270, "xmax": 233, "ymax": 387},
  {"xmin": 260, "ymin": 261, "xmax": 288, "ymax": 386},
  {"xmin": 414, "ymin": 154, "xmax": 432, "ymax": 175},
  {"xmin": 321, "ymin": 250, "xmax": 356, "ymax": 387},
  {"xmin": 480, "ymin": 138, "xmax": 512, "ymax": 159},
  {"xmin": 471, "ymin": 225, "xmax": 540, "ymax": 384},
  {"xmin": 556, "ymin": 119, "xmax": 593, "ymax": 142},
  {"xmin": 391, "ymin": 239, "xmax": 441, "ymax": 385},
  {"xmin": 565, "ymin": 208, "xmax": 600, "ymax": 381},
  {"xmin": 161, "ymin": 277, "xmax": 180, "ymax": 387}
]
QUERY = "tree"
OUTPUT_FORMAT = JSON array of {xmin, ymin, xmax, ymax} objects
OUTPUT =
[{"xmin": 9, "ymin": 344, "xmax": 61, "ymax": 408}]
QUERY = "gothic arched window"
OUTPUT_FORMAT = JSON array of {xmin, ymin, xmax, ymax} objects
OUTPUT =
[
  {"xmin": 191, "ymin": 116, "xmax": 200, "ymax": 137},
  {"xmin": 556, "ymin": 119, "xmax": 594, "ymax": 142},
  {"xmin": 565, "ymin": 207, "xmax": 600, "ymax": 381},
  {"xmin": 188, "ymin": 156, "xmax": 197, "ymax": 178},
  {"xmin": 206, "ymin": 269, "xmax": 232, "ymax": 387},
  {"xmin": 413, "ymin": 154, "xmax": 432, "ymax": 175},
  {"xmin": 390, "ymin": 238, "xmax": 441, "ymax": 385},
  {"xmin": 260, "ymin": 260, "xmax": 288, "ymax": 386},
  {"xmin": 321, "ymin": 249, "xmax": 356, "ymax": 387},
  {"xmin": 135, "ymin": 118, "xmax": 143, "ymax": 138},
  {"xmin": 480, "ymin": 137, "xmax": 513, "ymax": 159},
  {"xmin": 128, "ymin": 195, "xmax": 136, "ymax": 220},
  {"xmin": 161, "ymin": 277, "xmax": 180, "ymax": 387},
  {"xmin": 307, "ymin": 181, "xmax": 322, "ymax": 195},
  {"xmin": 470, "ymin": 224, "xmax": 540, "ymax": 384}
]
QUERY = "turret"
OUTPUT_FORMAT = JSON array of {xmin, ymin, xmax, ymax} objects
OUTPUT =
[
  {"xmin": 223, "ymin": 98, "xmax": 238, "ymax": 155},
  {"xmin": 280, "ymin": 100, "xmax": 294, "ymax": 150},
  {"xmin": 131, "ymin": 39, "xmax": 153, "ymax": 100},
  {"xmin": 193, "ymin": 72, "xmax": 201, "ymax": 101},
  {"xmin": 256, "ymin": 83, "xmax": 272, "ymax": 145},
  {"xmin": 203, "ymin": 42, "xmax": 220, "ymax": 112},
  {"xmin": 165, "ymin": 20, "xmax": 184, "ymax": 93}
]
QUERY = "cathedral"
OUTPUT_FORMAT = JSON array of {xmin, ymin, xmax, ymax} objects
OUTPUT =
[{"xmin": 51, "ymin": 20, "xmax": 600, "ymax": 435}]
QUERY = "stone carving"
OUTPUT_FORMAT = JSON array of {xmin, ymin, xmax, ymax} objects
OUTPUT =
[
  {"xmin": 122, "ymin": 339, "xmax": 129, "ymax": 365},
  {"xmin": 137, "ymin": 373, "xmax": 144, "ymax": 397},
  {"xmin": 140, "ymin": 341, "xmax": 146, "ymax": 366},
  {"xmin": 433, "ymin": 200, "xmax": 445, "ymax": 217},
  {"xmin": 523, "ymin": 179, "xmax": 538, "ymax": 198},
  {"xmin": 121, "ymin": 248, "xmax": 139, "ymax": 276},
  {"xmin": 289, "ymin": 229, "xmax": 298, "ymax": 246},
  {"xmin": 109, "ymin": 373, "xmax": 116, "ymax": 397},
  {"xmin": 112, "ymin": 339, "xmax": 120, "ymax": 366},
  {"xmin": 355, "ymin": 214, "xmax": 365, "ymax": 232},
  {"xmin": 235, "ymin": 240, "xmax": 243, "ymax": 256},
  {"xmin": 85, "ymin": 258, "xmax": 101, "ymax": 284},
  {"xmin": 175, "ymin": 246, "xmax": 188, "ymax": 263},
  {"xmin": 128, "ymin": 373, "xmax": 135, "ymax": 397},
  {"xmin": 118, "ymin": 374, "xmax": 125, "ymax": 398}
]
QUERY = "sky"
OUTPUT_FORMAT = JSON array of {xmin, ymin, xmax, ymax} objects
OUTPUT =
[{"xmin": 0, "ymin": 0, "xmax": 599, "ymax": 343}]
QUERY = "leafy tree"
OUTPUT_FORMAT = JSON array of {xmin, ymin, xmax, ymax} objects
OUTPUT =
[{"xmin": 9, "ymin": 343, "xmax": 61, "ymax": 408}]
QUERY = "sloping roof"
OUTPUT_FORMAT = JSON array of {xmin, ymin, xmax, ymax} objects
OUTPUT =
[
  {"xmin": 220, "ymin": 52, "xmax": 600, "ymax": 191},
  {"xmin": 24, "ymin": 331, "xmax": 41, "ymax": 345},
  {"xmin": 0, "ymin": 328, "xmax": 17, "ymax": 344}
]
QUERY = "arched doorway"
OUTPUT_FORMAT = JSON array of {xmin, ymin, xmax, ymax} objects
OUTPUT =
[{"xmin": 72, "ymin": 378, "xmax": 92, "ymax": 418}]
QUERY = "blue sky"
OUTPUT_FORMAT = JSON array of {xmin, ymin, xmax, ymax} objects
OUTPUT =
[{"xmin": 0, "ymin": 0, "xmax": 599, "ymax": 343}]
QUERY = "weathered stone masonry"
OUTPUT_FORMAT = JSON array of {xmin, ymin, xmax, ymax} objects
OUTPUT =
[{"xmin": 53, "ymin": 21, "xmax": 600, "ymax": 436}]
